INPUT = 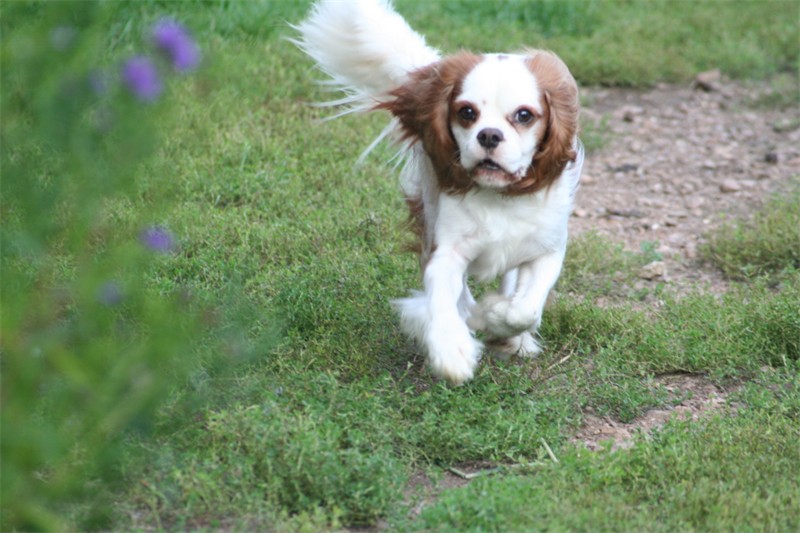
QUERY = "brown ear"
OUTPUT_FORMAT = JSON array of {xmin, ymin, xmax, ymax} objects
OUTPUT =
[
  {"xmin": 377, "ymin": 52, "xmax": 482, "ymax": 192},
  {"xmin": 511, "ymin": 50, "xmax": 579, "ymax": 195}
]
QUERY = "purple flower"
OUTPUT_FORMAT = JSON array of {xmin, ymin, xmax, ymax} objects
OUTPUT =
[
  {"xmin": 140, "ymin": 226, "xmax": 176, "ymax": 253},
  {"xmin": 122, "ymin": 56, "xmax": 162, "ymax": 102},
  {"xmin": 97, "ymin": 281, "xmax": 124, "ymax": 306},
  {"xmin": 153, "ymin": 19, "xmax": 200, "ymax": 72}
]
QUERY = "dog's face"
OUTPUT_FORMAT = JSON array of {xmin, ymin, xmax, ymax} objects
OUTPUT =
[
  {"xmin": 383, "ymin": 50, "xmax": 579, "ymax": 194},
  {"xmin": 450, "ymin": 54, "xmax": 547, "ymax": 190}
]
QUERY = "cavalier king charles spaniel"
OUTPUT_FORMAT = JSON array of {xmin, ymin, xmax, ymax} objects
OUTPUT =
[{"xmin": 295, "ymin": 0, "xmax": 583, "ymax": 384}]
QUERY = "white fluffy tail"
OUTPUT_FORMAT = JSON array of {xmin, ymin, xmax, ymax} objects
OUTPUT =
[{"xmin": 292, "ymin": 0, "xmax": 440, "ymax": 113}]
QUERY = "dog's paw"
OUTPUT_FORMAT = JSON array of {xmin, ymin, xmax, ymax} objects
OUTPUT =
[
  {"xmin": 468, "ymin": 294, "xmax": 540, "ymax": 339},
  {"xmin": 487, "ymin": 331, "xmax": 542, "ymax": 360},
  {"xmin": 426, "ymin": 327, "xmax": 482, "ymax": 385}
]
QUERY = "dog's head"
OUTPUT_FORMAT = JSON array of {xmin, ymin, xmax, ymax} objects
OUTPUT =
[{"xmin": 381, "ymin": 50, "xmax": 579, "ymax": 194}]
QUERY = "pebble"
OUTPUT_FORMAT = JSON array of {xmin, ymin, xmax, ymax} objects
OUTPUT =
[
  {"xmin": 694, "ymin": 69, "xmax": 721, "ymax": 92},
  {"xmin": 615, "ymin": 105, "xmax": 645, "ymax": 122},
  {"xmin": 657, "ymin": 243, "xmax": 674, "ymax": 255},
  {"xmin": 719, "ymin": 179, "xmax": 741, "ymax": 193},
  {"xmin": 685, "ymin": 197, "xmax": 705, "ymax": 209},
  {"xmin": 638, "ymin": 261, "xmax": 667, "ymax": 280}
]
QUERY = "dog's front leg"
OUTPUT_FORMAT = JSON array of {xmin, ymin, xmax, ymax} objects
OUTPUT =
[
  {"xmin": 469, "ymin": 249, "xmax": 565, "ymax": 354},
  {"xmin": 395, "ymin": 249, "xmax": 482, "ymax": 385}
]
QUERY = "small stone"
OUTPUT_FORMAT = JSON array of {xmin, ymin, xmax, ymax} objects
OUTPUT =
[
  {"xmin": 615, "ymin": 105, "xmax": 644, "ymax": 122},
  {"xmin": 694, "ymin": 69, "xmax": 721, "ymax": 92},
  {"xmin": 667, "ymin": 233, "xmax": 686, "ymax": 245},
  {"xmin": 713, "ymin": 145, "xmax": 735, "ymax": 160},
  {"xmin": 580, "ymin": 173, "xmax": 595, "ymax": 185},
  {"xmin": 607, "ymin": 208, "xmax": 645, "ymax": 218},
  {"xmin": 657, "ymin": 244, "xmax": 674, "ymax": 255},
  {"xmin": 573, "ymin": 208, "xmax": 589, "ymax": 218},
  {"xmin": 685, "ymin": 197, "xmax": 705, "ymax": 209},
  {"xmin": 638, "ymin": 261, "xmax": 667, "ymax": 280},
  {"xmin": 719, "ymin": 179, "xmax": 741, "ymax": 193},
  {"xmin": 610, "ymin": 163, "xmax": 639, "ymax": 173}
]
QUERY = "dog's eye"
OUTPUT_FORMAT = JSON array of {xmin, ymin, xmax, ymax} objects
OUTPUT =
[
  {"xmin": 514, "ymin": 108, "xmax": 535, "ymax": 125},
  {"xmin": 457, "ymin": 106, "xmax": 477, "ymax": 122}
]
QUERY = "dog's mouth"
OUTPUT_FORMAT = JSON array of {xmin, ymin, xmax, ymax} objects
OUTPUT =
[
  {"xmin": 476, "ymin": 158, "xmax": 504, "ymax": 173},
  {"xmin": 472, "ymin": 159, "xmax": 524, "ymax": 188}
]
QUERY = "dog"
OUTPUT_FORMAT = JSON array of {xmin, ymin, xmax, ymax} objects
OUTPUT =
[{"xmin": 294, "ymin": 0, "xmax": 583, "ymax": 384}]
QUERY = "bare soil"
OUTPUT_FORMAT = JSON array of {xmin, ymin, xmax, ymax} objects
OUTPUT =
[
  {"xmin": 561, "ymin": 75, "xmax": 798, "ymax": 450},
  {"xmin": 572, "ymin": 76, "xmax": 800, "ymax": 294},
  {"xmin": 571, "ymin": 373, "xmax": 741, "ymax": 451}
]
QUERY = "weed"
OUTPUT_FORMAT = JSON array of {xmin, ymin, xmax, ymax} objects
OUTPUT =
[{"xmin": 701, "ymin": 186, "xmax": 800, "ymax": 280}]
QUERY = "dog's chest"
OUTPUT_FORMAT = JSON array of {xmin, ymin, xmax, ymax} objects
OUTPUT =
[{"xmin": 435, "ymin": 190, "xmax": 570, "ymax": 281}]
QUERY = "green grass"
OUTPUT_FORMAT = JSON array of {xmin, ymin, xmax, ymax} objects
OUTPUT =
[
  {"xmin": 701, "ymin": 187, "xmax": 800, "ymax": 280},
  {"xmin": 135, "ymin": 376, "xmax": 407, "ymax": 528},
  {"xmin": 402, "ymin": 0, "xmax": 798, "ymax": 86},
  {"xmin": 559, "ymin": 231, "xmax": 665, "ymax": 300},
  {"xmin": 404, "ymin": 383, "xmax": 800, "ymax": 532},
  {"xmin": 3, "ymin": 1, "xmax": 800, "ymax": 531}
]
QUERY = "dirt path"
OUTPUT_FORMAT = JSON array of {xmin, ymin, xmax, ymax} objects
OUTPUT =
[
  {"xmin": 565, "ymin": 76, "xmax": 798, "ymax": 449},
  {"xmin": 573, "ymin": 76, "xmax": 800, "ymax": 293}
]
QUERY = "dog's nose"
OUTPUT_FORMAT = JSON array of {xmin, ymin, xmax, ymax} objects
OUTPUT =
[{"xmin": 477, "ymin": 128, "xmax": 504, "ymax": 150}]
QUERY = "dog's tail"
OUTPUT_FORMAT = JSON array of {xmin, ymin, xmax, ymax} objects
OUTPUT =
[{"xmin": 292, "ymin": 0, "xmax": 440, "ymax": 116}]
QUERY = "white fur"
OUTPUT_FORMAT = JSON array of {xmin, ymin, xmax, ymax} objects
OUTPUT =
[
  {"xmin": 396, "ymin": 150, "xmax": 583, "ymax": 383},
  {"xmin": 296, "ymin": 0, "xmax": 583, "ymax": 384},
  {"xmin": 291, "ymin": 0, "xmax": 439, "ymax": 113}
]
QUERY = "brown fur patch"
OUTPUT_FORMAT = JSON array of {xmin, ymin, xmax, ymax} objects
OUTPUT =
[
  {"xmin": 504, "ymin": 50, "xmax": 579, "ymax": 195},
  {"xmin": 403, "ymin": 195, "xmax": 425, "ymax": 253},
  {"xmin": 377, "ymin": 52, "xmax": 483, "ymax": 193}
]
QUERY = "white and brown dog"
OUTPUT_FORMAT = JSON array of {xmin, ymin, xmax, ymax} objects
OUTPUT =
[{"xmin": 294, "ymin": 0, "xmax": 583, "ymax": 384}]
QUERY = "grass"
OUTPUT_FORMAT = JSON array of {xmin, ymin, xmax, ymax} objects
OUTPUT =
[
  {"xmin": 701, "ymin": 187, "xmax": 800, "ymax": 280},
  {"xmin": 402, "ymin": 0, "xmax": 798, "ymax": 85},
  {"xmin": 559, "ymin": 232, "xmax": 665, "ymax": 300},
  {"xmin": 406, "ymin": 388, "xmax": 800, "ymax": 532},
  {"xmin": 2, "ymin": 1, "xmax": 799, "ymax": 531}
]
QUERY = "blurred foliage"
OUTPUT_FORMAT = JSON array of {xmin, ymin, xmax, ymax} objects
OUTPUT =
[{"xmin": 0, "ymin": 2, "xmax": 270, "ymax": 530}]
